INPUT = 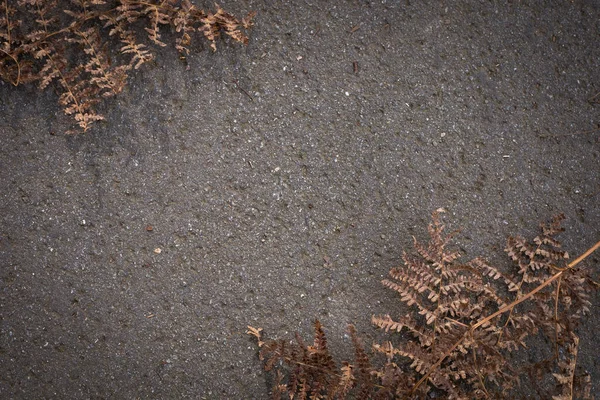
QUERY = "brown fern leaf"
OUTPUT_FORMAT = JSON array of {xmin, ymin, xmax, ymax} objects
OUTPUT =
[
  {"xmin": 114, "ymin": 0, "xmax": 143, "ymax": 24},
  {"xmin": 21, "ymin": 0, "xmax": 59, "ymax": 31},
  {"xmin": 71, "ymin": 27, "xmax": 129, "ymax": 96},
  {"xmin": 30, "ymin": 37, "xmax": 104, "ymax": 132},
  {"xmin": 198, "ymin": 7, "xmax": 218, "ymax": 52},
  {"xmin": 4, "ymin": 0, "xmax": 255, "ymax": 132},
  {"xmin": 247, "ymin": 326, "xmax": 264, "ymax": 348},
  {"xmin": 59, "ymin": 64, "xmax": 105, "ymax": 132},
  {"xmin": 336, "ymin": 362, "xmax": 355, "ymax": 399},
  {"xmin": 63, "ymin": 0, "xmax": 105, "ymax": 26},
  {"xmin": 173, "ymin": 0, "xmax": 198, "ymax": 55},
  {"xmin": 372, "ymin": 314, "xmax": 433, "ymax": 346},
  {"xmin": 213, "ymin": 3, "xmax": 248, "ymax": 45},
  {"xmin": 142, "ymin": 1, "xmax": 171, "ymax": 47},
  {"xmin": 348, "ymin": 325, "xmax": 375, "ymax": 398},
  {"xmin": 377, "ymin": 210, "xmax": 478, "ymax": 332},
  {"xmin": 34, "ymin": 42, "xmax": 64, "ymax": 89},
  {"xmin": 119, "ymin": 30, "xmax": 153, "ymax": 69},
  {"xmin": 249, "ymin": 322, "xmax": 388, "ymax": 399},
  {"xmin": 541, "ymin": 213, "xmax": 567, "ymax": 237},
  {"xmin": 198, "ymin": 3, "xmax": 255, "ymax": 52}
]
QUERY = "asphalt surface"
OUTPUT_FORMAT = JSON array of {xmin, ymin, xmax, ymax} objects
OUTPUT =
[{"xmin": 1, "ymin": 0, "xmax": 599, "ymax": 398}]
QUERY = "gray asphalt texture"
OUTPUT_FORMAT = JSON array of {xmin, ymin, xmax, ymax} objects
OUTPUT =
[{"xmin": 1, "ymin": 0, "xmax": 599, "ymax": 398}]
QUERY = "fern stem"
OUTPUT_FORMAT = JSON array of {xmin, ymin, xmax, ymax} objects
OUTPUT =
[
  {"xmin": 568, "ymin": 240, "xmax": 600, "ymax": 268},
  {"xmin": 553, "ymin": 275, "xmax": 562, "ymax": 359},
  {"xmin": 0, "ymin": 48, "xmax": 20, "ymax": 85}
]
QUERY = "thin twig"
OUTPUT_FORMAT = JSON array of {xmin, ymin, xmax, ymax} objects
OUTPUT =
[{"xmin": 232, "ymin": 79, "xmax": 253, "ymax": 101}]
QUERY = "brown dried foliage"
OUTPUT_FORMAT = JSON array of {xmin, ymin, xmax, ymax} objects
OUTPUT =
[
  {"xmin": 249, "ymin": 211, "xmax": 598, "ymax": 399},
  {"xmin": 0, "ymin": 0, "xmax": 255, "ymax": 132}
]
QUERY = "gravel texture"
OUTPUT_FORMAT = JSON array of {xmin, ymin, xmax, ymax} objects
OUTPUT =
[{"xmin": 1, "ymin": 0, "xmax": 599, "ymax": 398}]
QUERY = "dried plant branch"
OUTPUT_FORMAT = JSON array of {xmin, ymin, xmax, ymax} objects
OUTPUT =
[
  {"xmin": 1, "ymin": 0, "xmax": 255, "ymax": 132},
  {"xmin": 250, "ymin": 212, "xmax": 598, "ymax": 399}
]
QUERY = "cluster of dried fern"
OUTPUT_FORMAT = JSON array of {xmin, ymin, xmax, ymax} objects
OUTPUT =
[
  {"xmin": 0, "ymin": 0, "xmax": 255, "ymax": 132},
  {"xmin": 249, "ymin": 211, "xmax": 598, "ymax": 399}
]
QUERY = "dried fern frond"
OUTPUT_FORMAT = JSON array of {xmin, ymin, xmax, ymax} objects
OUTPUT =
[
  {"xmin": 372, "ymin": 210, "xmax": 508, "ymax": 397},
  {"xmin": 119, "ymin": 30, "xmax": 153, "ymax": 69},
  {"xmin": 2, "ymin": 0, "xmax": 255, "ymax": 132},
  {"xmin": 250, "ymin": 212, "xmax": 598, "ymax": 399},
  {"xmin": 248, "ymin": 321, "xmax": 382, "ymax": 399},
  {"xmin": 551, "ymin": 331, "xmax": 594, "ymax": 400},
  {"xmin": 141, "ymin": 0, "xmax": 170, "ymax": 47},
  {"xmin": 172, "ymin": 0, "xmax": 197, "ymax": 55},
  {"xmin": 71, "ymin": 26, "xmax": 129, "ymax": 97},
  {"xmin": 377, "ymin": 212, "xmax": 595, "ymax": 398}
]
